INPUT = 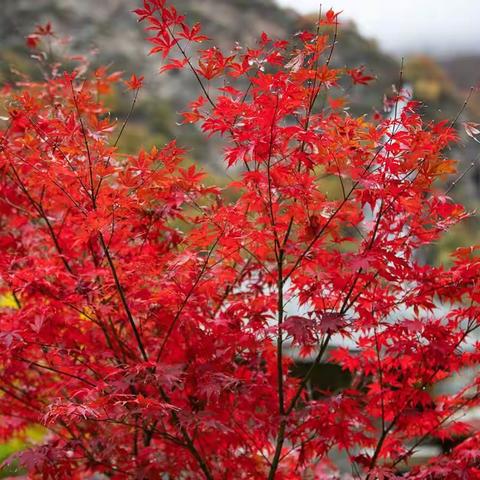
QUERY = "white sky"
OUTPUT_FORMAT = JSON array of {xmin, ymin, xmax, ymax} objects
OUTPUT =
[{"xmin": 276, "ymin": 0, "xmax": 480, "ymax": 57}]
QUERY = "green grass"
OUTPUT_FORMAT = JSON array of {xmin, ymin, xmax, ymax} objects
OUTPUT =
[{"xmin": 0, "ymin": 427, "xmax": 45, "ymax": 478}]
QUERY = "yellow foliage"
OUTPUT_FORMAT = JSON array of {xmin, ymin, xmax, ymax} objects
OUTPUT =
[
  {"xmin": 0, "ymin": 293, "xmax": 20, "ymax": 309},
  {"xmin": 80, "ymin": 306, "xmax": 96, "ymax": 320},
  {"xmin": 432, "ymin": 159, "xmax": 457, "ymax": 176}
]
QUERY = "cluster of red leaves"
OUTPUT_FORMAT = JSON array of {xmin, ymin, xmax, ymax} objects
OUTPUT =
[
  {"xmin": 1, "ymin": 1, "xmax": 480, "ymax": 478},
  {"xmin": 25, "ymin": 22, "xmax": 55, "ymax": 49}
]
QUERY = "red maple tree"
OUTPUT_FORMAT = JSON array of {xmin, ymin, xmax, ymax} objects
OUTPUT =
[{"xmin": 1, "ymin": 1, "xmax": 480, "ymax": 478}]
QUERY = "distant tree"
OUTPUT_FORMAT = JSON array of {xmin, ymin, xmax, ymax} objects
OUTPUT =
[{"xmin": 1, "ymin": 1, "xmax": 479, "ymax": 478}]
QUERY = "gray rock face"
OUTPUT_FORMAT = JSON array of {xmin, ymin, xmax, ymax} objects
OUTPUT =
[{"xmin": 2, "ymin": 0, "xmax": 295, "ymax": 75}]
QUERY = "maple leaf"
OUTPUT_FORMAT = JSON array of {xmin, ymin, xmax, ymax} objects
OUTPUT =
[
  {"xmin": 283, "ymin": 315, "xmax": 316, "ymax": 345},
  {"xmin": 160, "ymin": 57, "xmax": 188, "ymax": 74},
  {"xmin": 464, "ymin": 121, "xmax": 480, "ymax": 143},
  {"xmin": 125, "ymin": 73, "xmax": 144, "ymax": 90},
  {"xmin": 26, "ymin": 34, "xmax": 40, "ymax": 49},
  {"xmin": 322, "ymin": 8, "xmax": 341, "ymax": 25},
  {"xmin": 34, "ymin": 22, "xmax": 54, "ymax": 37},
  {"xmin": 317, "ymin": 311, "xmax": 346, "ymax": 334},
  {"xmin": 178, "ymin": 22, "xmax": 209, "ymax": 43},
  {"xmin": 285, "ymin": 52, "xmax": 305, "ymax": 73},
  {"xmin": 347, "ymin": 66, "xmax": 376, "ymax": 85},
  {"xmin": 0, "ymin": 330, "xmax": 22, "ymax": 348}
]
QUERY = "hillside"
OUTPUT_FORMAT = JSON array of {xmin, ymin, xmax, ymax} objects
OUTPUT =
[{"xmin": 440, "ymin": 55, "xmax": 480, "ymax": 93}]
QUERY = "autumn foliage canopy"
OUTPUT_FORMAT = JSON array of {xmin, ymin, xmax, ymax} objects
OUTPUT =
[{"xmin": 1, "ymin": 1, "xmax": 480, "ymax": 478}]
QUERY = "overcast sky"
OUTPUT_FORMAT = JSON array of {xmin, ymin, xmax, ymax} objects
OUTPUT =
[{"xmin": 276, "ymin": 0, "xmax": 480, "ymax": 58}]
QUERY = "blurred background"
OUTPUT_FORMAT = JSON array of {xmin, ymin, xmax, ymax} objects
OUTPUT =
[{"xmin": 0, "ymin": 0, "xmax": 479, "ymax": 474}]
